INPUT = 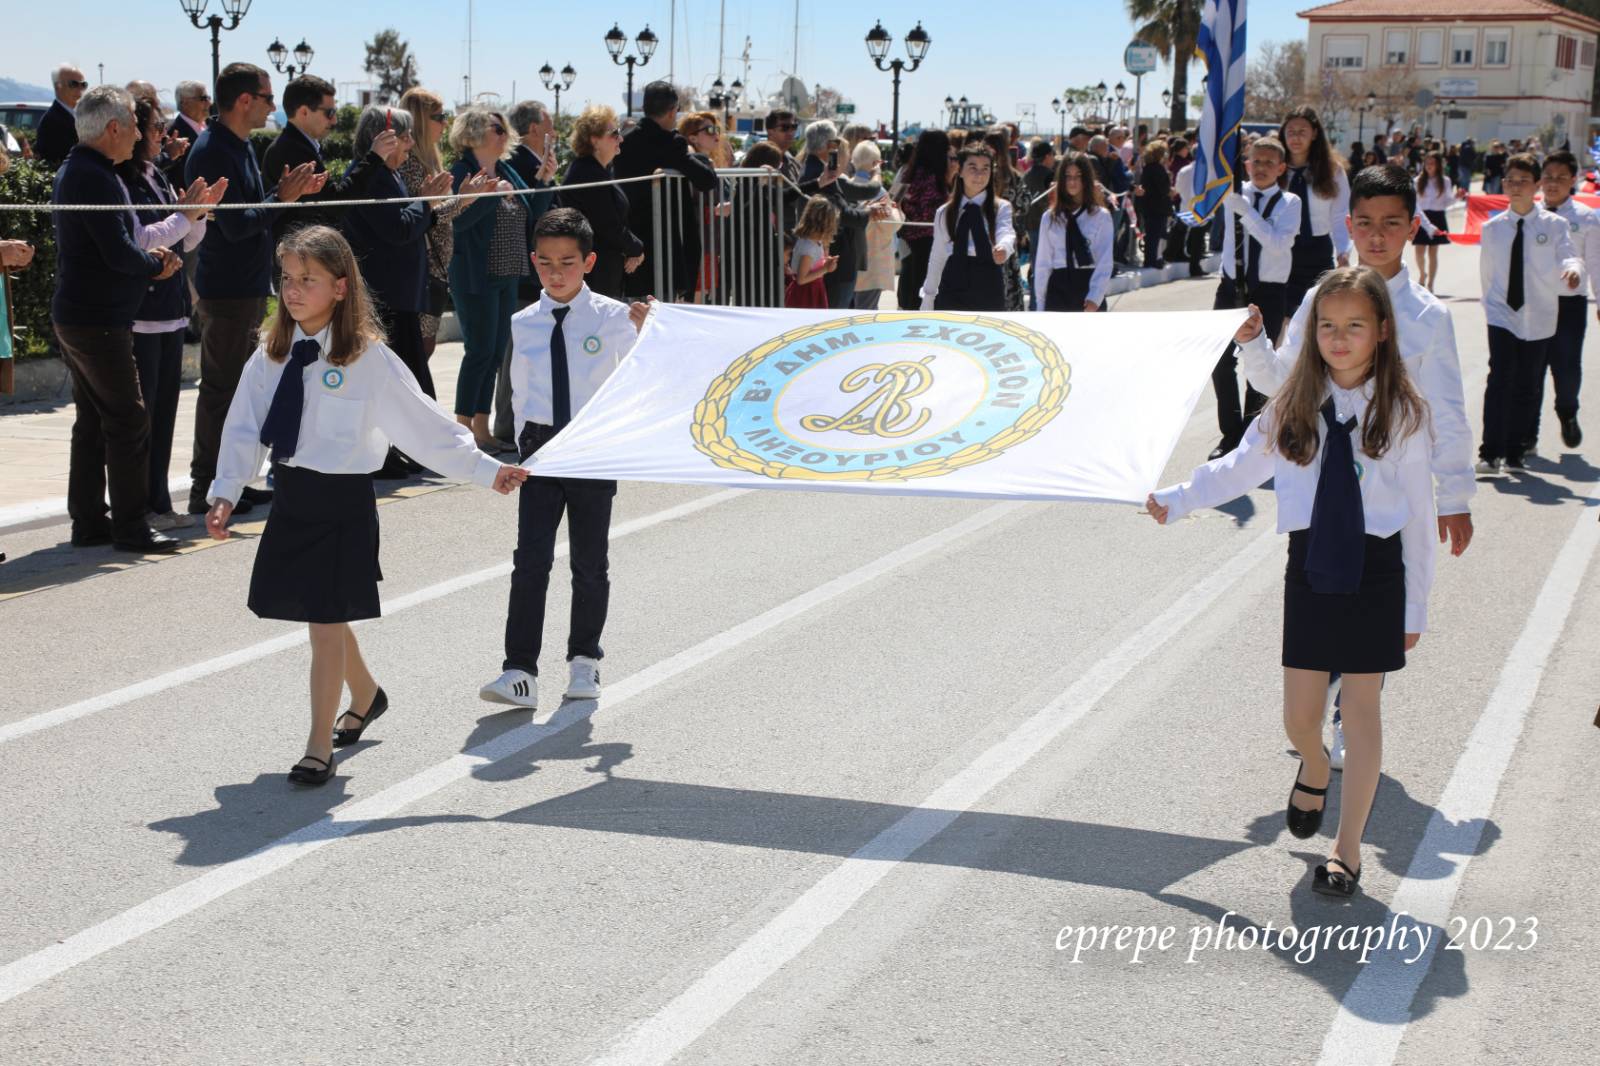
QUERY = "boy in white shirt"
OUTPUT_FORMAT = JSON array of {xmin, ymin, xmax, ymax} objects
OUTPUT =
[
  {"xmin": 1209, "ymin": 136, "xmax": 1302, "ymax": 459},
  {"xmin": 1530, "ymin": 149, "xmax": 1600, "ymax": 451},
  {"xmin": 1476, "ymin": 153, "xmax": 1584, "ymax": 473},
  {"xmin": 479, "ymin": 209, "xmax": 650, "ymax": 710}
]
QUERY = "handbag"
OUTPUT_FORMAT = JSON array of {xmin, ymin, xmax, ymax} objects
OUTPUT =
[{"xmin": 426, "ymin": 275, "xmax": 450, "ymax": 318}]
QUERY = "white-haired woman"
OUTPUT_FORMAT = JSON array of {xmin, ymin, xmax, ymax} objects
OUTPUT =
[
  {"xmin": 848, "ymin": 139, "xmax": 902, "ymax": 311},
  {"xmin": 447, "ymin": 106, "xmax": 553, "ymax": 450}
]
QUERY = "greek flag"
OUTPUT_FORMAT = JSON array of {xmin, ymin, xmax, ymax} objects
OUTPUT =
[{"xmin": 1186, "ymin": 0, "xmax": 1247, "ymax": 224}]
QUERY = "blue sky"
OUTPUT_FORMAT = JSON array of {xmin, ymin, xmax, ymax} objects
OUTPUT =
[{"xmin": 6, "ymin": 1, "xmax": 1306, "ymax": 132}]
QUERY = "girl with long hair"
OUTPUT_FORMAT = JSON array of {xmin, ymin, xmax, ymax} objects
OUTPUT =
[
  {"xmin": 205, "ymin": 226, "xmax": 526, "ymax": 785},
  {"xmin": 1412, "ymin": 151, "xmax": 1456, "ymax": 291},
  {"xmin": 1280, "ymin": 106, "xmax": 1352, "ymax": 317},
  {"xmin": 1035, "ymin": 152, "xmax": 1113, "ymax": 312},
  {"xmin": 983, "ymin": 126, "xmax": 1027, "ymax": 309},
  {"xmin": 920, "ymin": 145, "xmax": 1014, "ymax": 310},
  {"xmin": 786, "ymin": 195, "xmax": 840, "ymax": 308},
  {"xmin": 1148, "ymin": 267, "xmax": 1434, "ymax": 897},
  {"xmin": 892, "ymin": 129, "xmax": 953, "ymax": 309}
]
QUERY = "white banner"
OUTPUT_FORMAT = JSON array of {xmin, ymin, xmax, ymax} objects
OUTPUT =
[{"xmin": 523, "ymin": 305, "xmax": 1246, "ymax": 503}]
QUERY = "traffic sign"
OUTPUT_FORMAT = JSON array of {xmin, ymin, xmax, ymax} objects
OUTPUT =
[
  {"xmin": 836, "ymin": 103, "xmax": 856, "ymax": 114},
  {"xmin": 1125, "ymin": 42, "xmax": 1159, "ymax": 75}
]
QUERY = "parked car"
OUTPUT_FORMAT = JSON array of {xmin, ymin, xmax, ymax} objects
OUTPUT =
[{"xmin": 0, "ymin": 102, "xmax": 50, "ymax": 139}]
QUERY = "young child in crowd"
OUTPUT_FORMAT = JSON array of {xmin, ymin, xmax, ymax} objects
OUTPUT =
[
  {"xmin": 1411, "ymin": 151, "xmax": 1457, "ymax": 292},
  {"xmin": 1149, "ymin": 266, "xmax": 1436, "ymax": 898},
  {"xmin": 785, "ymin": 196, "xmax": 838, "ymax": 309},
  {"xmin": 1034, "ymin": 152, "xmax": 1113, "ymax": 312},
  {"xmin": 206, "ymin": 225, "xmax": 527, "ymax": 785},
  {"xmin": 921, "ymin": 145, "xmax": 1015, "ymax": 311},
  {"xmin": 478, "ymin": 208, "xmax": 650, "ymax": 711}
]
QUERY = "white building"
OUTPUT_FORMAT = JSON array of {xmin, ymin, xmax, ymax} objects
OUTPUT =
[{"xmin": 1301, "ymin": 0, "xmax": 1600, "ymax": 144}]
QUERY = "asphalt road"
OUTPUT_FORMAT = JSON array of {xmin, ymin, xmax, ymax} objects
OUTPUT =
[{"xmin": 1, "ymin": 245, "xmax": 1596, "ymax": 1066}]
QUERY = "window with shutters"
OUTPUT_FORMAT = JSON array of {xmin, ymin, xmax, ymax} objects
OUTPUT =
[
  {"xmin": 1449, "ymin": 30, "xmax": 1476, "ymax": 67},
  {"xmin": 1384, "ymin": 29, "xmax": 1410, "ymax": 67},
  {"xmin": 1416, "ymin": 29, "xmax": 1444, "ymax": 67},
  {"xmin": 1483, "ymin": 29, "xmax": 1510, "ymax": 67},
  {"xmin": 1324, "ymin": 36, "xmax": 1367, "ymax": 70},
  {"xmin": 1556, "ymin": 35, "xmax": 1577, "ymax": 71}
]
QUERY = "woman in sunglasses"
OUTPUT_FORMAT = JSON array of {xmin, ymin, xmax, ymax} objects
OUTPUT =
[
  {"xmin": 559, "ymin": 105, "xmax": 645, "ymax": 302},
  {"xmin": 678, "ymin": 110, "xmax": 733, "ymax": 302}
]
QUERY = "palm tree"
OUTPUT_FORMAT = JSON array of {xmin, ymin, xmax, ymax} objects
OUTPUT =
[{"xmin": 1126, "ymin": 0, "xmax": 1204, "ymax": 130}]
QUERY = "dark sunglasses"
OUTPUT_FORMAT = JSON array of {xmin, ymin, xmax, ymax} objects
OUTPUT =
[
  {"xmin": 606, "ymin": 127, "xmax": 622, "ymax": 138},
  {"xmin": 63, "ymin": 79, "xmax": 89, "ymax": 90},
  {"xmin": 249, "ymin": 90, "xmax": 275, "ymax": 105},
  {"xmin": 318, "ymin": 107, "xmax": 337, "ymax": 120},
  {"xmin": 430, "ymin": 112, "xmax": 447, "ymax": 123},
  {"xmin": 692, "ymin": 124, "xmax": 722, "ymax": 137},
  {"xmin": 490, "ymin": 123, "xmax": 507, "ymax": 135},
  {"xmin": 773, "ymin": 122, "xmax": 798, "ymax": 131}
]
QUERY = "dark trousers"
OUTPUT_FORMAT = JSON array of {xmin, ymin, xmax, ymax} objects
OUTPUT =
[
  {"xmin": 454, "ymin": 278, "xmax": 518, "ymax": 418},
  {"xmin": 1534, "ymin": 295, "xmax": 1587, "ymax": 440},
  {"xmin": 827, "ymin": 259, "xmax": 859, "ymax": 312},
  {"xmin": 897, "ymin": 238, "xmax": 932, "ymax": 311},
  {"xmin": 1165, "ymin": 218, "xmax": 1206, "ymax": 273},
  {"xmin": 131, "ymin": 328, "xmax": 184, "ymax": 515},
  {"xmin": 495, "ymin": 288, "xmax": 541, "ymax": 441},
  {"xmin": 189, "ymin": 296, "xmax": 266, "ymax": 509},
  {"xmin": 54, "ymin": 323, "xmax": 150, "ymax": 537},
  {"xmin": 1140, "ymin": 209, "xmax": 1169, "ymax": 267},
  {"xmin": 378, "ymin": 306, "xmax": 431, "ymax": 398},
  {"xmin": 1481, "ymin": 326, "xmax": 1549, "ymax": 463},
  {"xmin": 1211, "ymin": 276, "xmax": 1285, "ymax": 444},
  {"xmin": 503, "ymin": 422, "xmax": 617, "ymax": 675}
]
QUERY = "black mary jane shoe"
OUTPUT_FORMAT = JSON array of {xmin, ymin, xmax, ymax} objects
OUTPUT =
[
  {"xmin": 1286, "ymin": 757, "xmax": 1329, "ymax": 839},
  {"xmin": 287, "ymin": 753, "xmax": 335, "ymax": 786},
  {"xmin": 332, "ymin": 687, "xmax": 389, "ymax": 747},
  {"xmin": 1312, "ymin": 857, "xmax": 1362, "ymax": 898}
]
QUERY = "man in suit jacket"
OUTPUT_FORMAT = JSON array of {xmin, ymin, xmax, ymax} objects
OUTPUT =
[
  {"xmin": 260, "ymin": 74, "xmax": 348, "ymax": 244},
  {"xmin": 612, "ymin": 80, "xmax": 718, "ymax": 299},
  {"xmin": 495, "ymin": 100, "xmax": 561, "ymax": 442},
  {"xmin": 35, "ymin": 64, "xmax": 89, "ymax": 168}
]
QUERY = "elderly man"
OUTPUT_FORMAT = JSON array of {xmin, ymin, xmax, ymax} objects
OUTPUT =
[
  {"xmin": 51, "ymin": 86, "xmax": 185, "ymax": 552},
  {"xmin": 185, "ymin": 62, "xmax": 325, "ymax": 516},
  {"xmin": 35, "ymin": 63, "xmax": 89, "ymax": 167},
  {"xmin": 614, "ymin": 80, "xmax": 719, "ymax": 299}
]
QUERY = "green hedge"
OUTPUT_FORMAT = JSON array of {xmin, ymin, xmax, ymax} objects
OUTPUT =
[{"xmin": 0, "ymin": 159, "xmax": 58, "ymax": 359}]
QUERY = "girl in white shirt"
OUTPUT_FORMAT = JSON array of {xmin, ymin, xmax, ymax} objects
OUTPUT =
[
  {"xmin": 1412, "ymin": 151, "xmax": 1457, "ymax": 291},
  {"xmin": 921, "ymin": 145, "xmax": 1015, "ymax": 311},
  {"xmin": 1147, "ymin": 266, "xmax": 1435, "ymax": 898},
  {"xmin": 205, "ymin": 226, "xmax": 528, "ymax": 785},
  {"xmin": 1280, "ymin": 106, "xmax": 1352, "ymax": 317},
  {"xmin": 1034, "ymin": 152, "xmax": 1114, "ymax": 312}
]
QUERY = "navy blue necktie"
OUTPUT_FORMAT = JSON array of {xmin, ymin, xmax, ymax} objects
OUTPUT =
[
  {"xmin": 259, "ymin": 338, "xmax": 322, "ymax": 462},
  {"xmin": 956, "ymin": 201, "xmax": 987, "ymax": 257},
  {"xmin": 1290, "ymin": 167, "xmax": 1314, "ymax": 239},
  {"xmin": 1304, "ymin": 398, "xmax": 1366, "ymax": 595},
  {"xmin": 1065, "ymin": 208, "xmax": 1092, "ymax": 268},
  {"xmin": 550, "ymin": 305, "xmax": 572, "ymax": 429},
  {"xmin": 1507, "ymin": 218, "xmax": 1525, "ymax": 311}
]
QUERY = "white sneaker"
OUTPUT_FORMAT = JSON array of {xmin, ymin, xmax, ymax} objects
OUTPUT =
[
  {"xmin": 146, "ymin": 510, "xmax": 193, "ymax": 531},
  {"xmin": 565, "ymin": 656, "xmax": 601, "ymax": 700},
  {"xmin": 1328, "ymin": 720, "xmax": 1346, "ymax": 772},
  {"xmin": 479, "ymin": 669, "xmax": 537, "ymax": 708},
  {"xmin": 1474, "ymin": 458, "xmax": 1504, "ymax": 477}
]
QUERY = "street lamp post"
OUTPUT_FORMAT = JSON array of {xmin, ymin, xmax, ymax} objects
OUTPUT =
[
  {"xmin": 267, "ymin": 37, "xmax": 314, "ymax": 82},
  {"xmin": 944, "ymin": 95, "xmax": 955, "ymax": 127},
  {"xmin": 540, "ymin": 62, "xmax": 576, "ymax": 126},
  {"xmin": 1356, "ymin": 90, "xmax": 1377, "ymax": 147},
  {"xmin": 709, "ymin": 77, "xmax": 743, "ymax": 137},
  {"xmin": 604, "ymin": 23, "xmax": 657, "ymax": 118},
  {"xmin": 1161, "ymin": 88, "xmax": 1172, "ymax": 131},
  {"xmin": 179, "ymin": 0, "xmax": 252, "ymax": 100},
  {"xmin": 865, "ymin": 20, "xmax": 931, "ymax": 155},
  {"xmin": 1439, "ymin": 98, "xmax": 1457, "ymax": 145},
  {"xmin": 1052, "ymin": 97, "xmax": 1067, "ymax": 151}
]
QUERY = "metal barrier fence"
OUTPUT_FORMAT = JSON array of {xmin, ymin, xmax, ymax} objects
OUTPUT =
[{"xmin": 648, "ymin": 168, "xmax": 788, "ymax": 307}]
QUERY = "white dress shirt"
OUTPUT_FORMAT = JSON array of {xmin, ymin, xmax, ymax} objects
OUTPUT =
[
  {"xmin": 1152, "ymin": 380, "xmax": 1436, "ymax": 633},
  {"xmin": 1286, "ymin": 164, "xmax": 1352, "ymax": 257},
  {"xmin": 1033, "ymin": 205, "xmax": 1115, "ymax": 307},
  {"xmin": 1415, "ymin": 175, "xmax": 1457, "ymax": 214},
  {"xmin": 209, "ymin": 324, "xmax": 501, "ymax": 505},
  {"xmin": 1479, "ymin": 205, "xmax": 1585, "ymax": 340},
  {"xmin": 124, "ymin": 162, "xmax": 207, "ymax": 335},
  {"xmin": 1219, "ymin": 183, "xmax": 1302, "ymax": 285},
  {"xmin": 177, "ymin": 112, "xmax": 206, "ymax": 139},
  {"xmin": 1548, "ymin": 196, "xmax": 1600, "ymax": 303},
  {"xmin": 1174, "ymin": 162, "xmax": 1197, "ymax": 206},
  {"xmin": 920, "ymin": 195, "xmax": 1017, "ymax": 309},
  {"xmin": 509, "ymin": 283, "xmax": 639, "ymax": 429},
  {"xmin": 1239, "ymin": 263, "xmax": 1475, "ymax": 518}
]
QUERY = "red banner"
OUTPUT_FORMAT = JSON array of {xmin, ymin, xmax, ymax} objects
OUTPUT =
[{"xmin": 1450, "ymin": 193, "xmax": 1600, "ymax": 244}]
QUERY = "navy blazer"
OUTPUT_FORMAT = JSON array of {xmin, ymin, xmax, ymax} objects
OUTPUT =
[
  {"xmin": 50, "ymin": 145, "xmax": 162, "ymax": 327},
  {"xmin": 447, "ymin": 149, "xmax": 554, "ymax": 296},
  {"xmin": 185, "ymin": 122, "xmax": 278, "ymax": 299},
  {"xmin": 341, "ymin": 153, "xmax": 434, "ymax": 314},
  {"xmin": 35, "ymin": 99, "xmax": 78, "ymax": 169},
  {"xmin": 121, "ymin": 162, "xmax": 194, "ymax": 324}
]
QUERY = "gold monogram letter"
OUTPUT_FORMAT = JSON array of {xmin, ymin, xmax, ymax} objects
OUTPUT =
[{"xmin": 799, "ymin": 356, "xmax": 936, "ymax": 438}]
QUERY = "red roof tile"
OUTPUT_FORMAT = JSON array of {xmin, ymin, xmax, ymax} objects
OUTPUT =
[{"xmin": 1298, "ymin": 0, "xmax": 1600, "ymax": 32}]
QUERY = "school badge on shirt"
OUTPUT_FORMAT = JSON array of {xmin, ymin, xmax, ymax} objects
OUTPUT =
[
  {"xmin": 1536, "ymin": 232, "xmax": 1550, "ymax": 245},
  {"xmin": 583, "ymin": 335, "xmax": 603, "ymax": 355},
  {"xmin": 322, "ymin": 368, "xmax": 345, "ymax": 390}
]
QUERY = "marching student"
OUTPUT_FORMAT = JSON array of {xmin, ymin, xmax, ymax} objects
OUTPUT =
[
  {"xmin": 1240, "ymin": 163, "xmax": 1476, "ymax": 768},
  {"xmin": 479, "ymin": 208, "xmax": 651, "ymax": 711},
  {"xmin": 1149, "ymin": 266, "xmax": 1436, "ymax": 898},
  {"xmin": 1531, "ymin": 149, "xmax": 1600, "ymax": 451},
  {"xmin": 1476, "ymin": 153, "xmax": 1584, "ymax": 474},
  {"xmin": 921, "ymin": 145, "xmax": 1016, "ymax": 311},
  {"xmin": 1279, "ymin": 106, "xmax": 1352, "ymax": 315},
  {"xmin": 785, "ymin": 195, "xmax": 839, "ymax": 309},
  {"xmin": 1208, "ymin": 135, "xmax": 1303, "ymax": 459},
  {"xmin": 1033, "ymin": 152, "xmax": 1114, "ymax": 312},
  {"xmin": 206, "ymin": 226, "xmax": 528, "ymax": 785},
  {"xmin": 1411, "ymin": 151, "xmax": 1456, "ymax": 292}
]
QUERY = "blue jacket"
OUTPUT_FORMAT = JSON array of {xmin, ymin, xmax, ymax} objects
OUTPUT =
[
  {"xmin": 341, "ymin": 153, "xmax": 434, "ymax": 314},
  {"xmin": 448, "ymin": 149, "xmax": 554, "ymax": 296},
  {"xmin": 185, "ymin": 121, "xmax": 278, "ymax": 300},
  {"xmin": 122, "ymin": 163, "xmax": 193, "ymax": 324},
  {"xmin": 50, "ymin": 144, "xmax": 163, "ymax": 327}
]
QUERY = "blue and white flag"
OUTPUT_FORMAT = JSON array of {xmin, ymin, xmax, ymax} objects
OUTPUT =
[{"xmin": 1186, "ymin": 0, "xmax": 1247, "ymax": 224}]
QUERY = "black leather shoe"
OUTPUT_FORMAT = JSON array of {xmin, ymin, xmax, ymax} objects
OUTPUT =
[
  {"xmin": 1312, "ymin": 857, "xmax": 1362, "ymax": 897},
  {"xmin": 1561, "ymin": 415, "xmax": 1583, "ymax": 448},
  {"xmin": 240, "ymin": 485, "xmax": 274, "ymax": 504},
  {"xmin": 1286, "ymin": 757, "xmax": 1329, "ymax": 839},
  {"xmin": 188, "ymin": 496, "xmax": 253, "ymax": 516},
  {"xmin": 333, "ymin": 687, "xmax": 389, "ymax": 747},
  {"xmin": 287, "ymin": 753, "xmax": 335, "ymax": 786},
  {"xmin": 70, "ymin": 525, "xmax": 114, "ymax": 548},
  {"xmin": 113, "ymin": 527, "xmax": 182, "ymax": 554},
  {"xmin": 1208, "ymin": 436, "xmax": 1240, "ymax": 462}
]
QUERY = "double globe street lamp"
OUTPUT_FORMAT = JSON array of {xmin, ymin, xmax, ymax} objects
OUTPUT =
[
  {"xmin": 604, "ymin": 23, "xmax": 658, "ymax": 118},
  {"xmin": 865, "ymin": 20, "xmax": 930, "ymax": 155},
  {"xmin": 178, "ymin": 0, "xmax": 250, "ymax": 99},
  {"xmin": 708, "ymin": 77, "xmax": 743, "ymax": 137},
  {"xmin": 267, "ymin": 37, "xmax": 314, "ymax": 81},
  {"xmin": 540, "ymin": 62, "xmax": 576, "ymax": 125}
]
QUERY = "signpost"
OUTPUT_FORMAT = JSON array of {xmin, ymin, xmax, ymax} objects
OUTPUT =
[
  {"xmin": 836, "ymin": 102, "xmax": 856, "ymax": 114},
  {"xmin": 1125, "ymin": 41, "xmax": 1159, "ymax": 133}
]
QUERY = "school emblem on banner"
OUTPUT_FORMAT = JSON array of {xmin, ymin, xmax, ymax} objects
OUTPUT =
[{"xmin": 690, "ymin": 313, "xmax": 1071, "ymax": 482}]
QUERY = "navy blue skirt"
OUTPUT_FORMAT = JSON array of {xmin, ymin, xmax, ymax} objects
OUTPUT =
[
  {"xmin": 248, "ymin": 464, "xmax": 382, "ymax": 624},
  {"xmin": 1282, "ymin": 530, "xmax": 1405, "ymax": 674}
]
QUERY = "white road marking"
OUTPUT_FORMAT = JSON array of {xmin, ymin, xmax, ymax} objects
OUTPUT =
[
  {"xmin": 0, "ymin": 502, "xmax": 1021, "ymax": 1005},
  {"xmin": 0, "ymin": 491, "xmax": 745, "ymax": 746},
  {"xmin": 1315, "ymin": 487, "xmax": 1600, "ymax": 1065},
  {"xmin": 0, "ymin": 477, "xmax": 192, "ymax": 534},
  {"xmin": 587, "ymin": 524, "xmax": 1282, "ymax": 1066}
]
